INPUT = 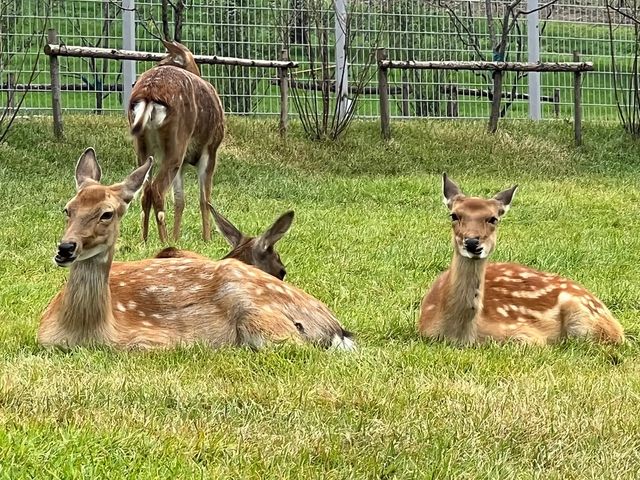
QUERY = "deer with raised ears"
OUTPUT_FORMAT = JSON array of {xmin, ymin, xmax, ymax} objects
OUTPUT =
[
  {"xmin": 418, "ymin": 173, "xmax": 625, "ymax": 346},
  {"xmin": 38, "ymin": 148, "xmax": 355, "ymax": 351},
  {"xmin": 156, "ymin": 206, "xmax": 294, "ymax": 280},
  {"xmin": 128, "ymin": 39, "xmax": 224, "ymax": 243}
]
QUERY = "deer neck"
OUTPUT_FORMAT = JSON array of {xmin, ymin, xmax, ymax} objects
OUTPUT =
[
  {"xmin": 441, "ymin": 252, "xmax": 487, "ymax": 343},
  {"xmin": 58, "ymin": 250, "xmax": 116, "ymax": 344}
]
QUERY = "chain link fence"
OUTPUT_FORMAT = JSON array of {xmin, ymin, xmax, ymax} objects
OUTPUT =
[{"xmin": 2, "ymin": 0, "xmax": 637, "ymax": 120}]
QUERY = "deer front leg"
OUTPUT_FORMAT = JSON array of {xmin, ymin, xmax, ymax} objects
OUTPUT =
[{"xmin": 197, "ymin": 146, "xmax": 218, "ymax": 242}]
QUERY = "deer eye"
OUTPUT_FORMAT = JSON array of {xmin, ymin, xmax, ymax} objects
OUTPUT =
[
  {"xmin": 100, "ymin": 211, "xmax": 114, "ymax": 221},
  {"xmin": 487, "ymin": 216, "xmax": 498, "ymax": 225},
  {"xmin": 450, "ymin": 213, "xmax": 459, "ymax": 222}
]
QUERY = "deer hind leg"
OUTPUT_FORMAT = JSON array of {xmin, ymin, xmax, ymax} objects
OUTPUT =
[
  {"xmin": 140, "ymin": 182, "xmax": 153, "ymax": 242},
  {"xmin": 133, "ymin": 135, "xmax": 153, "ymax": 241},
  {"xmin": 197, "ymin": 145, "xmax": 218, "ymax": 242},
  {"xmin": 559, "ymin": 295, "xmax": 624, "ymax": 344},
  {"xmin": 172, "ymin": 169, "xmax": 186, "ymax": 241},
  {"xmin": 149, "ymin": 162, "xmax": 182, "ymax": 243},
  {"xmin": 236, "ymin": 311, "xmax": 304, "ymax": 349}
]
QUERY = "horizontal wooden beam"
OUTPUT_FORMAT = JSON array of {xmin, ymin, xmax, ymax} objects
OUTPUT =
[
  {"xmin": 44, "ymin": 44, "xmax": 299, "ymax": 69},
  {"xmin": 378, "ymin": 60, "xmax": 594, "ymax": 73},
  {"xmin": 439, "ymin": 85, "xmax": 558, "ymax": 103}
]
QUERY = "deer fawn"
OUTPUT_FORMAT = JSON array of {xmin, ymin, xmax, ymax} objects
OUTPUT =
[
  {"xmin": 128, "ymin": 39, "xmax": 224, "ymax": 243},
  {"xmin": 156, "ymin": 206, "xmax": 294, "ymax": 280},
  {"xmin": 418, "ymin": 173, "xmax": 624, "ymax": 345},
  {"xmin": 38, "ymin": 148, "xmax": 355, "ymax": 351}
]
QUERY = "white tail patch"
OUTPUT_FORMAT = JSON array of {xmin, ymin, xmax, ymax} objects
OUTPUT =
[
  {"xmin": 149, "ymin": 103, "xmax": 167, "ymax": 128},
  {"xmin": 331, "ymin": 333, "xmax": 356, "ymax": 351},
  {"xmin": 131, "ymin": 101, "xmax": 167, "ymax": 134}
]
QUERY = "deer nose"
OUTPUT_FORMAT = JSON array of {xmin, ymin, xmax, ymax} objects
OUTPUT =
[
  {"xmin": 57, "ymin": 241, "xmax": 78, "ymax": 258},
  {"xmin": 277, "ymin": 268, "xmax": 286, "ymax": 280},
  {"xmin": 464, "ymin": 237, "xmax": 482, "ymax": 254}
]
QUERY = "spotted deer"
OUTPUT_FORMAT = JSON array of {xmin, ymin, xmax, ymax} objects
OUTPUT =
[
  {"xmin": 418, "ymin": 173, "xmax": 624, "ymax": 345},
  {"xmin": 128, "ymin": 39, "xmax": 224, "ymax": 243},
  {"xmin": 38, "ymin": 148, "xmax": 355, "ymax": 351},
  {"xmin": 156, "ymin": 206, "xmax": 294, "ymax": 280}
]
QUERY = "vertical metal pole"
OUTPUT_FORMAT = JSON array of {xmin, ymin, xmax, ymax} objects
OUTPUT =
[
  {"xmin": 335, "ymin": 0, "xmax": 348, "ymax": 123},
  {"xmin": 122, "ymin": 0, "xmax": 136, "ymax": 114},
  {"xmin": 527, "ymin": 0, "xmax": 541, "ymax": 120}
]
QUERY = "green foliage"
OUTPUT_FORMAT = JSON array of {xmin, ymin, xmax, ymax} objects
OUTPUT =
[{"xmin": 1, "ymin": 116, "xmax": 640, "ymax": 478}]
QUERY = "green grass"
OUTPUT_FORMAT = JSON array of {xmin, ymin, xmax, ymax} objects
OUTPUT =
[{"xmin": 2, "ymin": 115, "xmax": 640, "ymax": 478}]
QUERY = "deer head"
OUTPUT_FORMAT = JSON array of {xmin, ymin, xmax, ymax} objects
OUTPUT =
[
  {"xmin": 210, "ymin": 204, "xmax": 293, "ymax": 280},
  {"xmin": 55, "ymin": 148, "xmax": 152, "ymax": 267},
  {"xmin": 158, "ymin": 39, "xmax": 200, "ymax": 76},
  {"xmin": 442, "ymin": 173, "xmax": 517, "ymax": 260}
]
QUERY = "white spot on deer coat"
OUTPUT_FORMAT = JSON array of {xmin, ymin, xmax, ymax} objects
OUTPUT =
[{"xmin": 116, "ymin": 302, "xmax": 126, "ymax": 312}]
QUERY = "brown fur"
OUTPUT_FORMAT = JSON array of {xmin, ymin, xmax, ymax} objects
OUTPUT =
[
  {"xmin": 155, "ymin": 207, "xmax": 293, "ymax": 280},
  {"xmin": 418, "ymin": 174, "xmax": 624, "ymax": 345},
  {"xmin": 128, "ymin": 40, "xmax": 224, "ymax": 242},
  {"xmin": 39, "ymin": 149, "xmax": 355, "ymax": 351}
]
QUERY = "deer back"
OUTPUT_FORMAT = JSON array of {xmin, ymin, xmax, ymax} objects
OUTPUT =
[{"xmin": 129, "ymin": 66, "xmax": 224, "ymax": 154}]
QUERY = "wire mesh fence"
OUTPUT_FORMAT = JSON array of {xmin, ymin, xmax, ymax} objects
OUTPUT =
[{"xmin": 2, "ymin": 0, "xmax": 637, "ymax": 121}]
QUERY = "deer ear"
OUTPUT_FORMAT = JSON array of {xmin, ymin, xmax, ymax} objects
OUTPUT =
[
  {"xmin": 75, "ymin": 147, "xmax": 102, "ymax": 190},
  {"xmin": 208, "ymin": 204, "xmax": 244, "ymax": 248},
  {"xmin": 494, "ymin": 185, "xmax": 518, "ymax": 216},
  {"xmin": 442, "ymin": 173, "xmax": 463, "ymax": 209},
  {"xmin": 119, "ymin": 157, "xmax": 153, "ymax": 204},
  {"xmin": 258, "ymin": 211, "xmax": 294, "ymax": 251}
]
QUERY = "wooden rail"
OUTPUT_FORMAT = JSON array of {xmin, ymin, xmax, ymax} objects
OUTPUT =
[
  {"xmin": 376, "ymin": 48, "xmax": 592, "ymax": 146},
  {"xmin": 378, "ymin": 60, "xmax": 594, "ymax": 73},
  {"xmin": 44, "ymin": 29, "xmax": 299, "ymax": 138}
]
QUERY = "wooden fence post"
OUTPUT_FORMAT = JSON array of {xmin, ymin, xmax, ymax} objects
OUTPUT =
[
  {"xmin": 446, "ymin": 84, "xmax": 459, "ymax": 118},
  {"xmin": 401, "ymin": 74, "xmax": 410, "ymax": 117},
  {"xmin": 553, "ymin": 87, "xmax": 560, "ymax": 118},
  {"xmin": 573, "ymin": 51, "xmax": 582, "ymax": 146},
  {"xmin": 377, "ymin": 48, "xmax": 390, "ymax": 140},
  {"xmin": 278, "ymin": 48, "xmax": 289, "ymax": 137},
  {"xmin": 48, "ymin": 29, "xmax": 64, "ymax": 138},
  {"xmin": 6, "ymin": 73, "xmax": 15, "ymax": 113}
]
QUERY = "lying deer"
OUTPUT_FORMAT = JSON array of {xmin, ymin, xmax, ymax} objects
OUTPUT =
[
  {"xmin": 128, "ymin": 39, "xmax": 224, "ymax": 242},
  {"xmin": 418, "ymin": 173, "xmax": 624, "ymax": 345},
  {"xmin": 156, "ymin": 206, "xmax": 294, "ymax": 280},
  {"xmin": 38, "ymin": 148, "xmax": 355, "ymax": 351}
]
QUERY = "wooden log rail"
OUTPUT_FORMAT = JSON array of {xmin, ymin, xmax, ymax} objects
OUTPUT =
[
  {"xmin": 378, "ymin": 60, "xmax": 594, "ymax": 73},
  {"xmin": 45, "ymin": 44, "xmax": 299, "ymax": 69},
  {"xmin": 44, "ymin": 31, "xmax": 298, "ymax": 138},
  {"xmin": 376, "ymin": 48, "xmax": 593, "ymax": 146}
]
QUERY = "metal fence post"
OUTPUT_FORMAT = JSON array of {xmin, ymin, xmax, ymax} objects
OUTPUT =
[
  {"xmin": 527, "ymin": 0, "xmax": 541, "ymax": 120},
  {"xmin": 335, "ymin": 0, "xmax": 349, "ymax": 123},
  {"xmin": 122, "ymin": 0, "xmax": 136, "ymax": 114}
]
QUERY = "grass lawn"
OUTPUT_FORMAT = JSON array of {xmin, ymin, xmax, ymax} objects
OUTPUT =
[{"xmin": 2, "ymin": 115, "xmax": 640, "ymax": 478}]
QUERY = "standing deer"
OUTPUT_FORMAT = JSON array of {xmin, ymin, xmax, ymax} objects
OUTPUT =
[
  {"xmin": 156, "ymin": 206, "xmax": 294, "ymax": 280},
  {"xmin": 128, "ymin": 40, "xmax": 224, "ymax": 242},
  {"xmin": 38, "ymin": 148, "xmax": 355, "ymax": 351},
  {"xmin": 418, "ymin": 173, "xmax": 624, "ymax": 345}
]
